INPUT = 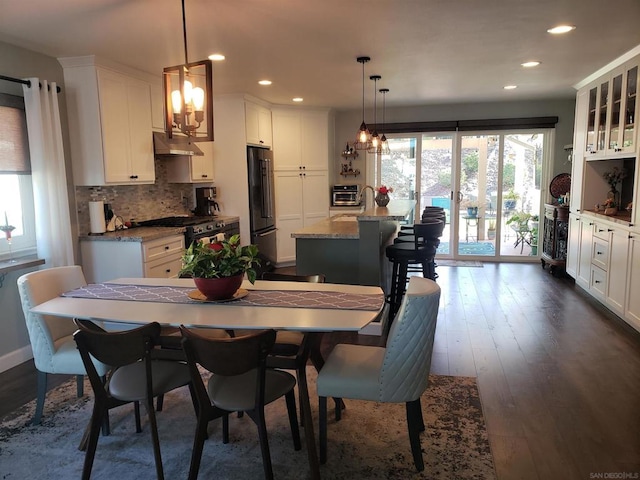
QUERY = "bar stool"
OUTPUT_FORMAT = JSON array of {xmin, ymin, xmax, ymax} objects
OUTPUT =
[
  {"xmin": 400, "ymin": 207, "xmax": 444, "ymax": 235},
  {"xmin": 386, "ymin": 220, "xmax": 444, "ymax": 320}
]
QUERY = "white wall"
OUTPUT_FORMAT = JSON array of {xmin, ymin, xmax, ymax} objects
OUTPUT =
[{"xmin": 331, "ymin": 98, "xmax": 576, "ymax": 186}]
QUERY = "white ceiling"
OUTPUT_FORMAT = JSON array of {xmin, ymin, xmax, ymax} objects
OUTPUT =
[{"xmin": 1, "ymin": 0, "xmax": 640, "ymax": 110}]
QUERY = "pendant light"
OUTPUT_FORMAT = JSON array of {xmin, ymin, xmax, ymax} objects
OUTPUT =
[
  {"xmin": 367, "ymin": 75, "xmax": 382, "ymax": 154},
  {"xmin": 354, "ymin": 56, "xmax": 372, "ymax": 150},
  {"xmin": 163, "ymin": 0, "xmax": 214, "ymax": 141},
  {"xmin": 379, "ymin": 88, "xmax": 390, "ymax": 155}
]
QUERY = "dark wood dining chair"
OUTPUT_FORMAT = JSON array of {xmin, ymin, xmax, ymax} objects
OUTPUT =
[
  {"xmin": 180, "ymin": 326, "xmax": 301, "ymax": 480},
  {"xmin": 74, "ymin": 320, "xmax": 193, "ymax": 480}
]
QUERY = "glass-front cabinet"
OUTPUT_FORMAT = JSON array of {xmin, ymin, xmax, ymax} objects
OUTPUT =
[{"xmin": 585, "ymin": 60, "xmax": 639, "ymax": 158}]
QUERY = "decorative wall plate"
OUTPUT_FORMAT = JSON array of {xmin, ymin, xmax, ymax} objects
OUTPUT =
[{"xmin": 549, "ymin": 173, "xmax": 571, "ymax": 198}]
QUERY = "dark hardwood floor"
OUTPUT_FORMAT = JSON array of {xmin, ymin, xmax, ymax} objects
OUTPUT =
[{"xmin": 2, "ymin": 263, "xmax": 639, "ymax": 479}]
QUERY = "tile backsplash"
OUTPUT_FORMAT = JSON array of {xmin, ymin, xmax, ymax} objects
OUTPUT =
[{"xmin": 75, "ymin": 160, "xmax": 202, "ymax": 234}]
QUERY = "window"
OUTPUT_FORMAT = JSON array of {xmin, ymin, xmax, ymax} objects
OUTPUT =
[{"xmin": 0, "ymin": 94, "xmax": 36, "ymax": 260}]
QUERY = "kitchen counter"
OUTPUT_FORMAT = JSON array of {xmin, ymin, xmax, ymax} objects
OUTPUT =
[
  {"xmin": 79, "ymin": 226, "xmax": 186, "ymax": 243},
  {"xmin": 292, "ymin": 200, "xmax": 415, "ymax": 239},
  {"xmin": 293, "ymin": 200, "xmax": 416, "ymax": 294}
]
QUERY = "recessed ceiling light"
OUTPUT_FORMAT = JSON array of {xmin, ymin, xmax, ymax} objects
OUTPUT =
[
  {"xmin": 258, "ymin": 80, "xmax": 272, "ymax": 86},
  {"xmin": 521, "ymin": 61, "xmax": 540, "ymax": 68},
  {"xmin": 504, "ymin": 85, "xmax": 517, "ymax": 90},
  {"xmin": 208, "ymin": 53, "xmax": 226, "ymax": 61},
  {"xmin": 292, "ymin": 97, "xmax": 304, "ymax": 102},
  {"xmin": 547, "ymin": 25, "xmax": 576, "ymax": 34}
]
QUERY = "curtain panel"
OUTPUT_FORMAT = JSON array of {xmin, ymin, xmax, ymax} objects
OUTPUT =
[{"xmin": 22, "ymin": 78, "xmax": 74, "ymax": 267}]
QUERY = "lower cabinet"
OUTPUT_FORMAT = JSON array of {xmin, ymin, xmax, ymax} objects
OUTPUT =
[
  {"xmin": 274, "ymin": 170, "xmax": 329, "ymax": 264},
  {"xmin": 606, "ymin": 227, "xmax": 629, "ymax": 316},
  {"xmin": 80, "ymin": 235, "xmax": 185, "ymax": 283},
  {"xmin": 566, "ymin": 213, "xmax": 581, "ymax": 278},
  {"xmin": 625, "ymin": 234, "xmax": 640, "ymax": 329},
  {"xmin": 576, "ymin": 217, "xmax": 594, "ymax": 289}
]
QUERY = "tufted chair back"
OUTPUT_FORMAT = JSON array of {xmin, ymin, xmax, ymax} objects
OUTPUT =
[
  {"xmin": 379, "ymin": 277, "xmax": 440, "ymax": 402},
  {"xmin": 17, "ymin": 266, "xmax": 89, "ymax": 374}
]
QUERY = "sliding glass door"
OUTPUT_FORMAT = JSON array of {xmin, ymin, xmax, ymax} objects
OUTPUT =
[{"xmin": 378, "ymin": 129, "xmax": 551, "ymax": 261}]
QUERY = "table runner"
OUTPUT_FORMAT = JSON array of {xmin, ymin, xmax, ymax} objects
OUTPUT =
[{"xmin": 62, "ymin": 283, "xmax": 384, "ymax": 311}]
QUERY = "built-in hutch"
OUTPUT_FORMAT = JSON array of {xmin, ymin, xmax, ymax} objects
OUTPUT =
[{"xmin": 567, "ymin": 45, "xmax": 640, "ymax": 332}]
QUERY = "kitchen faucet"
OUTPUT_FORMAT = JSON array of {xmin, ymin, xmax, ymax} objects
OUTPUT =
[{"xmin": 358, "ymin": 185, "xmax": 375, "ymax": 208}]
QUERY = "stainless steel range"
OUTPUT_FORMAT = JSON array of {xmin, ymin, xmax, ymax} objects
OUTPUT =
[{"xmin": 137, "ymin": 215, "xmax": 240, "ymax": 247}]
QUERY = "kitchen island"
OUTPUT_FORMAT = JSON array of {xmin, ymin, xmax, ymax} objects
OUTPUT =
[{"xmin": 292, "ymin": 200, "xmax": 415, "ymax": 292}]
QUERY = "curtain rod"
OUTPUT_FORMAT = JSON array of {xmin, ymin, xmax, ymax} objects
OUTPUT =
[{"xmin": 0, "ymin": 74, "xmax": 61, "ymax": 93}]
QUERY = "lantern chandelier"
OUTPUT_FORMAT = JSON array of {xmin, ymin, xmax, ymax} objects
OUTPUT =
[
  {"xmin": 163, "ymin": 0, "xmax": 213, "ymax": 141},
  {"xmin": 367, "ymin": 75, "xmax": 382, "ymax": 154},
  {"xmin": 353, "ymin": 56, "xmax": 372, "ymax": 150},
  {"xmin": 379, "ymin": 88, "xmax": 390, "ymax": 155}
]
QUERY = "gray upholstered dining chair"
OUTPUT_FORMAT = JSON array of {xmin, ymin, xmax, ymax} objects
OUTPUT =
[
  {"xmin": 17, "ymin": 265, "xmax": 110, "ymax": 425},
  {"xmin": 316, "ymin": 276, "xmax": 441, "ymax": 471}
]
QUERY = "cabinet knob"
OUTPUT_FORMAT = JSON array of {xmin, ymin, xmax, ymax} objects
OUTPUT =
[
  {"xmin": 615, "ymin": 148, "xmax": 622, "ymax": 152},
  {"xmin": 595, "ymin": 280, "xmax": 601, "ymax": 284},
  {"xmin": 596, "ymin": 251, "xmax": 602, "ymax": 255},
  {"xmin": 202, "ymin": 174, "xmax": 208, "ymax": 178},
  {"xmin": 259, "ymin": 140, "xmax": 264, "ymax": 144},
  {"xmin": 166, "ymin": 269, "xmax": 171, "ymax": 273},
  {"xmin": 607, "ymin": 229, "xmax": 613, "ymax": 232},
  {"xmin": 129, "ymin": 175, "xmax": 139, "ymax": 179},
  {"xmin": 165, "ymin": 246, "xmax": 169, "ymax": 250}
]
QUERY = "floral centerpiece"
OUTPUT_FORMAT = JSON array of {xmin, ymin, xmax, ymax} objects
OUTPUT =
[
  {"xmin": 602, "ymin": 167, "xmax": 627, "ymax": 209},
  {"xmin": 179, "ymin": 234, "xmax": 259, "ymax": 300},
  {"xmin": 0, "ymin": 212, "xmax": 16, "ymax": 240},
  {"xmin": 375, "ymin": 185, "xmax": 393, "ymax": 207}
]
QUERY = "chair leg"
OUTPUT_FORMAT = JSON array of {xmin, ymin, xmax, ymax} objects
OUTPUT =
[
  {"xmin": 33, "ymin": 370, "xmax": 47, "ymax": 425},
  {"xmin": 405, "ymin": 399, "xmax": 425, "ymax": 472},
  {"xmin": 284, "ymin": 390, "xmax": 302, "ymax": 450},
  {"xmin": 156, "ymin": 394, "xmax": 164, "ymax": 411},
  {"xmin": 188, "ymin": 418, "xmax": 210, "ymax": 480},
  {"xmin": 335, "ymin": 397, "xmax": 343, "ymax": 421},
  {"xmin": 319, "ymin": 396, "xmax": 328, "ymax": 464},
  {"xmin": 222, "ymin": 414, "xmax": 229, "ymax": 444},
  {"xmin": 134, "ymin": 401, "xmax": 142, "ymax": 433},
  {"xmin": 76, "ymin": 374, "xmax": 84, "ymax": 397},
  {"xmin": 81, "ymin": 404, "xmax": 105, "ymax": 480},
  {"xmin": 145, "ymin": 398, "xmax": 165, "ymax": 480},
  {"xmin": 254, "ymin": 407, "xmax": 275, "ymax": 480}
]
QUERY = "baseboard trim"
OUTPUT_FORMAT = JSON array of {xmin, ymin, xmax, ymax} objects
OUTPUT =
[{"xmin": 0, "ymin": 345, "xmax": 33, "ymax": 373}]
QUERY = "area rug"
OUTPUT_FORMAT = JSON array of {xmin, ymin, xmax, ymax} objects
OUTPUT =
[
  {"xmin": 438, "ymin": 242, "xmax": 495, "ymax": 256},
  {"xmin": 0, "ymin": 371, "xmax": 496, "ymax": 480},
  {"xmin": 435, "ymin": 260, "xmax": 484, "ymax": 267}
]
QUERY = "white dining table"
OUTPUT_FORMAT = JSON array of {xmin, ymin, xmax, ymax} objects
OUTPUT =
[{"xmin": 31, "ymin": 277, "xmax": 384, "ymax": 480}]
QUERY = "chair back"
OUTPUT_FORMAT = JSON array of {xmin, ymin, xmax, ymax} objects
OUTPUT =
[
  {"xmin": 379, "ymin": 277, "xmax": 440, "ymax": 402},
  {"xmin": 261, "ymin": 272, "xmax": 326, "ymax": 283},
  {"xmin": 74, "ymin": 321, "xmax": 161, "ymax": 404},
  {"xmin": 412, "ymin": 220, "xmax": 443, "ymax": 252},
  {"xmin": 17, "ymin": 266, "xmax": 87, "ymax": 373},
  {"xmin": 180, "ymin": 327, "xmax": 277, "ymax": 411}
]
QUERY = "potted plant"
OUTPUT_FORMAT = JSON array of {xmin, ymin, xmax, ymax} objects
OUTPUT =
[
  {"xmin": 487, "ymin": 219, "xmax": 496, "ymax": 240},
  {"xmin": 506, "ymin": 211, "xmax": 532, "ymax": 230},
  {"xmin": 503, "ymin": 189, "xmax": 519, "ymax": 211},
  {"xmin": 179, "ymin": 234, "xmax": 259, "ymax": 300},
  {"xmin": 462, "ymin": 199, "xmax": 479, "ymax": 217}
]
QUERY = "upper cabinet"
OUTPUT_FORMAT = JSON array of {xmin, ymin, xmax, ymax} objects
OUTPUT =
[
  {"xmin": 60, "ymin": 56, "xmax": 156, "ymax": 186},
  {"xmin": 583, "ymin": 57, "xmax": 639, "ymax": 158},
  {"xmin": 245, "ymin": 101, "xmax": 272, "ymax": 147},
  {"xmin": 271, "ymin": 108, "xmax": 331, "ymax": 171},
  {"xmin": 166, "ymin": 141, "xmax": 215, "ymax": 183}
]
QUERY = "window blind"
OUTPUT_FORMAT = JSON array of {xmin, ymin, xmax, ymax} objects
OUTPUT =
[{"xmin": 0, "ymin": 94, "xmax": 31, "ymax": 174}]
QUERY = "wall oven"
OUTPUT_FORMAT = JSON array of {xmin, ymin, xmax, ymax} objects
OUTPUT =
[{"xmin": 332, "ymin": 184, "xmax": 361, "ymax": 206}]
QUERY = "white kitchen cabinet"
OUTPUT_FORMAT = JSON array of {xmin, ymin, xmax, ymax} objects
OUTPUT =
[
  {"xmin": 274, "ymin": 170, "xmax": 329, "ymax": 264},
  {"xmin": 166, "ymin": 141, "xmax": 215, "ymax": 183},
  {"xmin": 245, "ymin": 101, "xmax": 272, "ymax": 147},
  {"xmin": 582, "ymin": 57, "xmax": 639, "ymax": 158},
  {"xmin": 271, "ymin": 108, "xmax": 330, "ymax": 171},
  {"xmin": 625, "ymin": 234, "xmax": 640, "ymax": 329},
  {"xmin": 569, "ymin": 89, "xmax": 588, "ymax": 213},
  {"xmin": 61, "ymin": 57, "xmax": 155, "ymax": 186},
  {"xmin": 606, "ymin": 226, "xmax": 629, "ymax": 316},
  {"xmin": 150, "ymin": 82, "xmax": 165, "ymax": 132},
  {"xmin": 576, "ymin": 216, "xmax": 594, "ymax": 289},
  {"xmin": 566, "ymin": 213, "xmax": 581, "ymax": 278},
  {"xmin": 80, "ymin": 235, "xmax": 184, "ymax": 284}
]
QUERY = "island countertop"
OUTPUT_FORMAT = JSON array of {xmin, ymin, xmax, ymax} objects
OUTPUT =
[{"xmin": 292, "ymin": 200, "xmax": 415, "ymax": 239}]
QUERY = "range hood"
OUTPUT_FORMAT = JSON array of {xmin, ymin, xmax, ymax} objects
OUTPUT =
[{"xmin": 153, "ymin": 132, "xmax": 204, "ymax": 156}]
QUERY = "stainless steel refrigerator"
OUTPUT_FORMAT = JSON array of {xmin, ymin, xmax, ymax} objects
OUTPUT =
[{"xmin": 247, "ymin": 146, "xmax": 277, "ymax": 266}]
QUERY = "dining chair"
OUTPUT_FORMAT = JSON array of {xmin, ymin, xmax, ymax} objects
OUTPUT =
[
  {"xmin": 74, "ymin": 320, "xmax": 193, "ymax": 480},
  {"xmin": 16, "ymin": 265, "xmax": 110, "ymax": 425},
  {"xmin": 316, "ymin": 276, "xmax": 441, "ymax": 471},
  {"xmin": 179, "ymin": 326, "xmax": 301, "ymax": 480}
]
